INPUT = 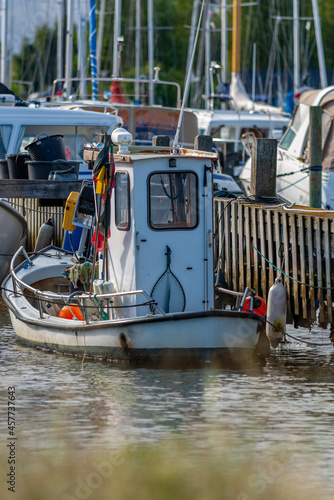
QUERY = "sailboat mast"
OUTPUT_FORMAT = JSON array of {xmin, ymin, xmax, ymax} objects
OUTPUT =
[
  {"xmin": 293, "ymin": 0, "xmax": 300, "ymax": 92},
  {"xmin": 232, "ymin": 0, "xmax": 241, "ymax": 75},
  {"xmin": 311, "ymin": 0, "xmax": 327, "ymax": 88},
  {"xmin": 204, "ymin": 3, "xmax": 210, "ymax": 110},
  {"xmin": 97, "ymin": 0, "xmax": 106, "ymax": 77},
  {"xmin": 1, "ymin": 0, "xmax": 8, "ymax": 85},
  {"xmin": 89, "ymin": 0, "xmax": 98, "ymax": 99},
  {"xmin": 147, "ymin": 0, "xmax": 154, "ymax": 105},
  {"xmin": 221, "ymin": 0, "xmax": 227, "ymax": 84},
  {"xmin": 135, "ymin": 0, "xmax": 141, "ymax": 103},
  {"xmin": 57, "ymin": 0, "xmax": 64, "ymax": 81},
  {"xmin": 185, "ymin": 0, "xmax": 199, "ymax": 92},
  {"xmin": 65, "ymin": 0, "xmax": 74, "ymax": 98},
  {"xmin": 113, "ymin": 0, "xmax": 122, "ymax": 77},
  {"xmin": 78, "ymin": 0, "xmax": 87, "ymax": 98}
]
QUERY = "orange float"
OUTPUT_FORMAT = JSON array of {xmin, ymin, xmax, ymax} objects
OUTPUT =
[
  {"xmin": 59, "ymin": 303, "xmax": 84, "ymax": 321},
  {"xmin": 243, "ymin": 296, "xmax": 267, "ymax": 317}
]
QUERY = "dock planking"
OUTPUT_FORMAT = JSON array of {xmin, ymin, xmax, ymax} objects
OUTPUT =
[{"xmin": 215, "ymin": 199, "xmax": 334, "ymax": 329}]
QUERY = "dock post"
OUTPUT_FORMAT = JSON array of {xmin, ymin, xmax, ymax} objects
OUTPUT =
[
  {"xmin": 309, "ymin": 105, "xmax": 322, "ymax": 208},
  {"xmin": 250, "ymin": 138, "xmax": 277, "ymax": 198}
]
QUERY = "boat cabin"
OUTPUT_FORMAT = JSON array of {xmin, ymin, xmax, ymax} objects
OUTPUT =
[{"xmin": 91, "ymin": 133, "xmax": 218, "ymax": 317}]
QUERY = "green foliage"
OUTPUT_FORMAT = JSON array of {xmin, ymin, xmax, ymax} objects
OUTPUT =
[{"xmin": 10, "ymin": 0, "xmax": 334, "ymax": 102}]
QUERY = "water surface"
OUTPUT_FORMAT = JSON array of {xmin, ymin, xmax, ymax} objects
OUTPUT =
[{"xmin": 1, "ymin": 310, "xmax": 334, "ymax": 493}]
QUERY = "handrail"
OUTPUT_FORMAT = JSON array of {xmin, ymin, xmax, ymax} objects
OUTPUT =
[
  {"xmin": 51, "ymin": 77, "xmax": 182, "ymax": 109},
  {"xmin": 9, "ymin": 247, "xmax": 166, "ymax": 319}
]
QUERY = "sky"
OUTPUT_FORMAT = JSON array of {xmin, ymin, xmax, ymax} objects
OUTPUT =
[{"xmin": 6, "ymin": 0, "xmax": 90, "ymax": 55}]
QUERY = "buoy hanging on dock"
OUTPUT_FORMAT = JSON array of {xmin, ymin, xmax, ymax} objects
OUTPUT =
[
  {"xmin": 266, "ymin": 277, "xmax": 287, "ymax": 348},
  {"xmin": 34, "ymin": 217, "xmax": 54, "ymax": 252}
]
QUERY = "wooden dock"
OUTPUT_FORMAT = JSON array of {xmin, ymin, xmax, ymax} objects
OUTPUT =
[{"xmin": 215, "ymin": 199, "xmax": 334, "ymax": 329}]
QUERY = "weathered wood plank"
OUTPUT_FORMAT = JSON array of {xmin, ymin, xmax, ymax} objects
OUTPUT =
[
  {"xmin": 266, "ymin": 209, "xmax": 274, "ymax": 286},
  {"xmin": 238, "ymin": 203, "xmax": 244, "ymax": 291},
  {"xmin": 306, "ymin": 216, "xmax": 316, "ymax": 320},
  {"xmin": 0, "ymin": 180, "xmax": 82, "ymax": 199},
  {"xmin": 298, "ymin": 215, "xmax": 307, "ymax": 319},
  {"xmin": 290, "ymin": 214, "xmax": 299, "ymax": 316},
  {"xmin": 282, "ymin": 212, "xmax": 291, "ymax": 318},
  {"xmin": 324, "ymin": 218, "xmax": 332, "ymax": 324},
  {"xmin": 274, "ymin": 211, "xmax": 282, "ymax": 280},
  {"xmin": 231, "ymin": 202, "xmax": 238, "ymax": 291},
  {"xmin": 251, "ymin": 207, "xmax": 259, "ymax": 293},
  {"xmin": 244, "ymin": 206, "xmax": 252, "ymax": 288},
  {"xmin": 224, "ymin": 201, "xmax": 232, "ymax": 288},
  {"xmin": 258, "ymin": 209, "xmax": 267, "ymax": 298},
  {"xmin": 315, "ymin": 218, "xmax": 324, "ymax": 324}
]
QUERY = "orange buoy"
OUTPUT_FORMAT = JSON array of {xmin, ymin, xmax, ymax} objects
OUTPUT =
[
  {"xmin": 59, "ymin": 303, "xmax": 84, "ymax": 321},
  {"xmin": 243, "ymin": 296, "xmax": 267, "ymax": 317}
]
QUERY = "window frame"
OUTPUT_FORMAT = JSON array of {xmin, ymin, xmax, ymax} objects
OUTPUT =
[
  {"xmin": 115, "ymin": 170, "xmax": 130, "ymax": 231},
  {"xmin": 147, "ymin": 170, "xmax": 199, "ymax": 231}
]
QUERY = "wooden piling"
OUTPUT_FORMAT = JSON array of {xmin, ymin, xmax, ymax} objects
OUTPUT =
[
  {"xmin": 309, "ymin": 106, "xmax": 322, "ymax": 208},
  {"xmin": 250, "ymin": 138, "xmax": 277, "ymax": 198}
]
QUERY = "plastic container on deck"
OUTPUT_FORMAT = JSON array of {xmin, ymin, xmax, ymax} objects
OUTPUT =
[
  {"xmin": 0, "ymin": 159, "xmax": 9, "ymax": 179},
  {"xmin": 25, "ymin": 133, "xmax": 67, "ymax": 161},
  {"xmin": 27, "ymin": 160, "xmax": 81, "ymax": 180},
  {"xmin": 6, "ymin": 153, "xmax": 29, "ymax": 179}
]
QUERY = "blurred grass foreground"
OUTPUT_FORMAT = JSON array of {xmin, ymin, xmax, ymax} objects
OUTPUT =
[{"xmin": 0, "ymin": 437, "xmax": 329, "ymax": 500}]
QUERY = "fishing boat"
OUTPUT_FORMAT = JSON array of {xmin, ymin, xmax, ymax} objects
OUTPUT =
[{"xmin": 2, "ymin": 128, "xmax": 265, "ymax": 365}]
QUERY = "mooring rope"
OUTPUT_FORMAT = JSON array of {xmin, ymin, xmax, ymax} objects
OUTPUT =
[
  {"xmin": 252, "ymin": 243, "xmax": 334, "ymax": 291},
  {"xmin": 250, "ymin": 311, "xmax": 334, "ymax": 347}
]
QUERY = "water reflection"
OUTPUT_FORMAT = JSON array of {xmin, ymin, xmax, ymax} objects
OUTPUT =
[{"xmin": 1, "ymin": 310, "xmax": 334, "ymax": 490}]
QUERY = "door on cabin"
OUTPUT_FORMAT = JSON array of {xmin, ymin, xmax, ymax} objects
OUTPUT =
[{"xmin": 135, "ymin": 167, "xmax": 213, "ymax": 313}]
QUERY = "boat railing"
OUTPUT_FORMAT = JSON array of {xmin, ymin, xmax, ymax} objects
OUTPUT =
[
  {"xmin": 50, "ymin": 77, "xmax": 182, "ymax": 109},
  {"xmin": 215, "ymin": 285, "xmax": 257, "ymax": 312},
  {"xmin": 9, "ymin": 247, "xmax": 166, "ymax": 322}
]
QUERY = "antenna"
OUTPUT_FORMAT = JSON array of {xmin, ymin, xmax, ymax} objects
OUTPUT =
[{"xmin": 172, "ymin": 0, "xmax": 206, "ymax": 154}]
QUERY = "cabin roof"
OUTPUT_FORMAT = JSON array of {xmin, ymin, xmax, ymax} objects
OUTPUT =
[
  {"xmin": 191, "ymin": 108, "xmax": 290, "ymax": 134},
  {"xmin": 299, "ymin": 89, "xmax": 334, "ymax": 114},
  {"xmin": 113, "ymin": 146, "xmax": 218, "ymax": 163},
  {"xmin": 0, "ymin": 106, "xmax": 122, "ymax": 126}
]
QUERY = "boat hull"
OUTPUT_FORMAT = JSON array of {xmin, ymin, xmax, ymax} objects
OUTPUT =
[{"xmin": 7, "ymin": 306, "xmax": 260, "ymax": 365}]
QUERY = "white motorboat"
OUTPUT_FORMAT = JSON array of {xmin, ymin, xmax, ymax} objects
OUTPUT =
[
  {"xmin": 2, "ymin": 129, "xmax": 265, "ymax": 365},
  {"xmin": 191, "ymin": 108, "xmax": 290, "ymax": 177},
  {"xmin": 239, "ymin": 87, "xmax": 334, "ymax": 209},
  {"xmin": 0, "ymin": 102, "xmax": 122, "ymax": 180}
]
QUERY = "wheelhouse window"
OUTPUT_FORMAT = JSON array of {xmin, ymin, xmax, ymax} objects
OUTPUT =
[
  {"xmin": 115, "ymin": 171, "xmax": 130, "ymax": 230},
  {"xmin": 149, "ymin": 171, "xmax": 198, "ymax": 230},
  {"xmin": 0, "ymin": 125, "xmax": 12, "ymax": 158}
]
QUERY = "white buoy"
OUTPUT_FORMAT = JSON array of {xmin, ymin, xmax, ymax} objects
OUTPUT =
[{"xmin": 266, "ymin": 277, "xmax": 287, "ymax": 348}]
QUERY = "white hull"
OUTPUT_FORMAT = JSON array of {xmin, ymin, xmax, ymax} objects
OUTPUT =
[
  {"xmin": 2, "ymin": 244, "xmax": 261, "ymax": 365},
  {"xmin": 6, "ymin": 303, "xmax": 260, "ymax": 364}
]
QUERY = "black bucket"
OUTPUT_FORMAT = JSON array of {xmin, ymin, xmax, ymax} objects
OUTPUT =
[
  {"xmin": 27, "ymin": 160, "xmax": 80, "ymax": 180},
  {"xmin": 25, "ymin": 133, "xmax": 67, "ymax": 161},
  {"xmin": 6, "ymin": 153, "xmax": 29, "ymax": 179},
  {"xmin": 0, "ymin": 159, "xmax": 9, "ymax": 179}
]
